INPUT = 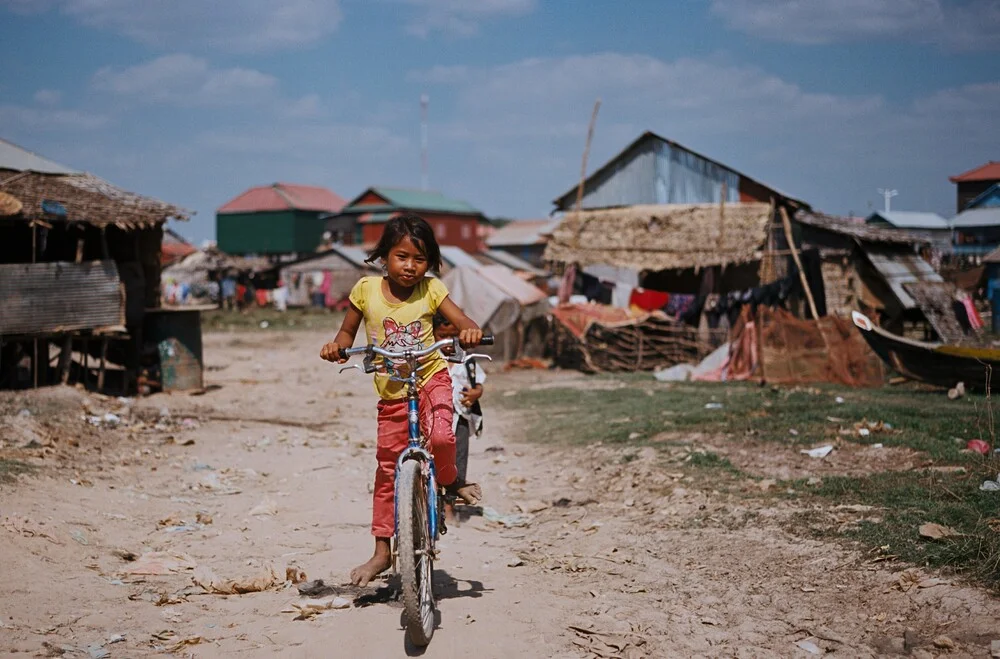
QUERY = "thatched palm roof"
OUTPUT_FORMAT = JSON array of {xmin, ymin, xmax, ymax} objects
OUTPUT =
[
  {"xmin": 0, "ymin": 169, "xmax": 190, "ymax": 229},
  {"xmin": 543, "ymin": 202, "xmax": 773, "ymax": 271}
]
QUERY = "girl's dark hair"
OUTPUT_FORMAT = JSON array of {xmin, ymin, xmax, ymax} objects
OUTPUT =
[{"xmin": 365, "ymin": 213, "xmax": 442, "ymax": 273}]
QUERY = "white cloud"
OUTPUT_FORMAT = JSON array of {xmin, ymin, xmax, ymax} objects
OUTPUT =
[
  {"xmin": 33, "ymin": 89, "xmax": 62, "ymax": 105},
  {"xmin": 6, "ymin": 0, "xmax": 342, "ymax": 52},
  {"xmin": 710, "ymin": 0, "xmax": 1000, "ymax": 50},
  {"xmin": 411, "ymin": 53, "xmax": 997, "ymax": 218},
  {"xmin": 395, "ymin": 0, "xmax": 536, "ymax": 37},
  {"xmin": 92, "ymin": 54, "xmax": 278, "ymax": 107},
  {"xmin": 0, "ymin": 104, "xmax": 107, "ymax": 130}
]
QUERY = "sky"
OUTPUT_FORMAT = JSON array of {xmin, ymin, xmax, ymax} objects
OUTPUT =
[{"xmin": 1, "ymin": 0, "xmax": 998, "ymax": 244}]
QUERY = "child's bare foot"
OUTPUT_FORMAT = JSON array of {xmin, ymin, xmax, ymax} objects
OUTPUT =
[
  {"xmin": 454, "ymin": 481, "xmax": 481, "ymax": 506},
  {"xmin": 350, "ymin": 538, "xmax": 392, "ymax": 587}
]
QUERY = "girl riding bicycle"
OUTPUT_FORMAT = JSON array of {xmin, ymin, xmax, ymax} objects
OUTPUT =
[{"xmin": 320, "ymin": 213, "xmax": 484, "ymax": 586}]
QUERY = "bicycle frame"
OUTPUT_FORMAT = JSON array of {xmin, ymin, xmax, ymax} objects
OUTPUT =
[{"xmin": 339, "ymin": 337, "xmax": 492, "ymax": 545}]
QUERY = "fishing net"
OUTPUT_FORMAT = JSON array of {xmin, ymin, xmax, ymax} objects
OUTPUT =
[{"xmin": 730, "ymin": 306, "xmax": 885, "ymax": 387}]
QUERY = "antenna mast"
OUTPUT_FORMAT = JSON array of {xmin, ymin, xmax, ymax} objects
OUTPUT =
[
  {"xmin": 877, "ymin": 188, "xmax": 898, "ymax": 213},
  {"xmin": 420, "ymin": 93, "xmax": 429, "ymax": 191}
]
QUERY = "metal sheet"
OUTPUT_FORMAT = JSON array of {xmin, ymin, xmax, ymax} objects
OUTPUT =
[
  {"xmin": 864, "ymin": 248, "xmax": 943, "ymax": 310},
  {"xmin": 0, "ymin": 260, "xmax": 124, "ymax": 336}
]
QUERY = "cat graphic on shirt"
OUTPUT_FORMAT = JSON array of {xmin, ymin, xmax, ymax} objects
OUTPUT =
[{"xmin": 380, "ymin": 318, "xmax": 423, "ymax": 373}]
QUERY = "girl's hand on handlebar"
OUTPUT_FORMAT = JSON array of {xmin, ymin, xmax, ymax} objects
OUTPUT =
[
  {"xmin": 458, "ymin": 328, "xmax": 483, "ymax": 349},
  {"xmin": 320, "ymin": 341, "xmax": 348, "ymax": 363}
]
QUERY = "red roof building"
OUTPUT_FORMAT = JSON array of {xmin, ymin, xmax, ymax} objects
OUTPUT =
[
  {"xmin": 217, "ymin": 182, "xmax": 346, "ymax": 214},
  {"xmin": 950, "ymin": 162, "xmax": 1000, "ymax": 213},
  {"xmin": 216, "ymin": 183, "xmax": 347, "ymax": 255}
]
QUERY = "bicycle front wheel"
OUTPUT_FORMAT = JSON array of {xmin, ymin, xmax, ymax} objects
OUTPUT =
[{"xmin": 396, "ymin": 458, "xmax": 435, "ymax": 646}]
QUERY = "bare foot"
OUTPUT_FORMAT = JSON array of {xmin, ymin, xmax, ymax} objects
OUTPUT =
[
  {"xmin": 455, "ymin": 482, "xmax": 482, "ymax": 506},
  {"xmin": 350, "ymin": 539, "xmax": 392, "ymax": 586}
]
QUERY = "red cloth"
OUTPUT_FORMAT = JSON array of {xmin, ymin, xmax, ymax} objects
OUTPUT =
[
  {"xmin": 629, "ymin": 288, "xmax": 670, "ymax": 312},
  {"xmin": 255, "ymin": 288, "xmax": 269, "ymax": 307},
  {"xmin": 963, "ymin": 297, "xmax": 984, "ymax": 330},
  {"xmin": 370, "ymin": 369, "xmax": 457, "ymax": 538}
]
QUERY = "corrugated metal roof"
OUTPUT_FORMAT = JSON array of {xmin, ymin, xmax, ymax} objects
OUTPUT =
[
  {"xmin": 864, "ymin": 248, "xmax": 943, "ymax": 310},
  {"xmin": 867, "ymin": 211, "xmax": 950, "ymax": 230},
  {"xmin": 0, "ymin": 138, "xmax": 79, "ymax": 175},
  {"xmin": 343, "ymin": 187, "xmax": 481, "ymax": 216},
  {"xmin": 950, "ymin": 161, "xmax": 1000, "ymax": 183},
  {"xmin": 552, "ymin": 131, "xmax": 809, "ymax": 211},
  {"xmin": 440, "ymin": 245, "xmax": 482, "ymax": 269},
  {"xmin": 0, "ymin": 260, "xmax": 124, "ymax": 335},
  {"xmin": 279, "ymin": 246, "xmax": 376, "ymax": 273},
  {"xmin": 950, "ymin": 207, "xmax": 1000, "ymax": 229},
  {"xmin": 486, "ymin": 219, "xmax": 559, "ymax": 247},
  {"xmin": 482, "ymin": 249, "xmax": 549, "ymax": 275},
  {"xmin": 217, "ymin": 183, "xmax": 346, "ymax": 214},
  {"xmin": 796, "ymin": 212, "xmax": 930, "ymax": 245}
]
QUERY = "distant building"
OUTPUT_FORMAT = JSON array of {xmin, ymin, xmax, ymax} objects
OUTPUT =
[
  {"xmin": 864, "ymin": 211, "xmax": 951, "ymax": 250},
  {"xmin": 950, "ymin": 162, "xmax": 1000, "ymax": 213},
  {"xmin": 485, "ymin": 219, "xmax": 560, "ymax": 268},
  {"xmin": 333, "ymin": 187, "xmax": 485, "ymax": 253},
  {"xmin": 216, "ymin": 183, "xmax": 346, "ymax": 256},
  {"xmin": 551, "ymin": 131, "xmax": 808, "ymax": 212}
]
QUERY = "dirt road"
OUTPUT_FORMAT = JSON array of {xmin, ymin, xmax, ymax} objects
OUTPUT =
[{"xmin": 2, "ymin": 330, "xmax": 1000, "ymax": 658}]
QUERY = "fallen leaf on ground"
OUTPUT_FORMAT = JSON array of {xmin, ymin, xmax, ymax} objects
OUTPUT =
[
  {"xmin": 124, "ymin": 552, "xmax": 197, "ymax": 576},
  {"xmin": 515, "ymin": 500, "xmax": 550, "ymax": 514},
  {"xmin": 195, "ymin": 512, "xmax": 213, "ymax": 525},
  {"xmin": 249, "ymin": 498, "xmax": 278, "ymax": 517},
  {"xmin": 193, "ymin": 564, "xmax": 282, "ymax": 594},
  {"xmin": 933, "ymin": 636, "xmax": 956, "ymax": 649},
  {"xmin": 166, "ymin": 636, "xmax": 202, "ymax": 653},
  {"xmin": 919, "ymin": 522, "xmax": 962, "ymax": 540},
  {"xmin": 1, "ymin": 515, "xmax": 61, "ymax": 543},
  {"xmin": 285, "ymin": 566, "xmax": 307, "ymax": 584}
]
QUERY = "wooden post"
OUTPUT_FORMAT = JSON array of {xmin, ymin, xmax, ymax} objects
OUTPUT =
[
  {"xmin": 779, "ymin": 206, "xmax": 820, "ymax": 320},
  {"xmin": 75, "ymin": 237, "xmax": 85, "ymax": 263},
  {"xmin": 83, "ymin": 338, "xmax": 89, "ymax": 389},
  {"xmin": 574, "ymin": 98, "xmax": 602, "ymax": 216},
  {"xmin": 59, "ymin": 337, "xmax": 73, "ymax": 384},
  {"xmin": 100, "ymin": 228, "xmax": 110, "ymax": 260},
  {"xmin": 97, "ymin": 337, "xmax": 108, "ymax": 392}
]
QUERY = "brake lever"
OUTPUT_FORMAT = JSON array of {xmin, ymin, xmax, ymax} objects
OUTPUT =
[
  {"xmin": 339, "ymin": 364, "xmax": 363, "ymax": 374},
  {"xmin": 461, "ymin": 353, "xmax": 493, "ymax": 363}
]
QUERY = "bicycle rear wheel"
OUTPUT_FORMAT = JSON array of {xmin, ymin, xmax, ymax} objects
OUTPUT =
[{"xmin": 396, "ymin": 458, "xmax": 435, "ymax": 646}]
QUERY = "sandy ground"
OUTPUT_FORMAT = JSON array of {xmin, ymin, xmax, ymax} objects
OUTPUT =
[{"xmin": 2, "ymin": 329, "xmax": 1000, "ymax": 658}]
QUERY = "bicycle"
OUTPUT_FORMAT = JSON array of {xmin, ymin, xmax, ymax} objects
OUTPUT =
[{"xmin": 338, "ymin": 334, "xmax": 494, "ymax": 646}]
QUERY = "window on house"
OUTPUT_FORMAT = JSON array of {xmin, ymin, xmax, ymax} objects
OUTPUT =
[
  {"xmin": 436, "ymin": 223, "xmax": 446, "ymax": 239},
  {"xmin": 461, "ymin": 223, "xmax": 471, "ymax": 239}
]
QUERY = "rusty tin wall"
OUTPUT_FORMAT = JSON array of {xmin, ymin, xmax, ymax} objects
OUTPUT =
[{"xmin": 0, "ymin": 260, "xmax": 124, "ymax": 336}]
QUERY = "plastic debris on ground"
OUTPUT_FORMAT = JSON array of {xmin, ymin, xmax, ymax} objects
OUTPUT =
[
  {"xmin": 653, "ymin": 363, "xmax": 695, "ymax": 382},
  {"xmin": 795, "ymin": 638, "xmax": 823, "ymax": 655},
  {"xmin": 285, "ymin": 596, "xmax": 351, "ymax": 620},
  {"xmin": 801, "ymin": 445, "xmax": 834, "ymax": 459},
  {"xmin": 967, "ymin": 439, "xmax": 991, "ymax": 455},
  {"xmin": 981, "ymin": 474, "xmax": 1000, "ymax": 492},
  {"xmin": 704, "ymin": 403, "xmax": 723, "ymax": 410},
  {"xmin": 482, "ymin": 507, "xmax": 533, "ymax": 528}
]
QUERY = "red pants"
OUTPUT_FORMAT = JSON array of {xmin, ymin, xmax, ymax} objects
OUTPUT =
[{"xmin": 371, "ymin": 369, "xmax": 457, "ymax": 537}]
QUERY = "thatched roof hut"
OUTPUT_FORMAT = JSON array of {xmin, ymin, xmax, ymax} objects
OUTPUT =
[{"xmin": 543, "ymin": 202, "xmax": 773, "ymax": 271}]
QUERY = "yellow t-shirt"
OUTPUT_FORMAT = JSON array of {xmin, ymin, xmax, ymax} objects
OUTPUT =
[{"xmin": 348, "ymin": 275, "xmax": 450, "ymax": 400}]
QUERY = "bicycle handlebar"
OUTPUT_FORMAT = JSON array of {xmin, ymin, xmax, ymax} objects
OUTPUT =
[{"xmin": 338, "ymin": 334, "xmax": 494, "ymax": 361}]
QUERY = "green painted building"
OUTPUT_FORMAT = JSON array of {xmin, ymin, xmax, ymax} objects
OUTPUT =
[{"xmin": 216, "ymin": 182, "xmax": 347, "ymax": 255}]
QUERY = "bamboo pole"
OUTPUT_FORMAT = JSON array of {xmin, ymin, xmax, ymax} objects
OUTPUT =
[
  {"xmin": 574, "ymin": 98, "xmax": 602, "ymax": 217},
  {"xmin": 779, "ymin": 205, "xmax": 820, "ymax": 320}
]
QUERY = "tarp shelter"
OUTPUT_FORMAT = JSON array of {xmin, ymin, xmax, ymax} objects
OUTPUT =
[
  {"xmin": 278, "ymin": 245, "xmax": 377, "ymax": 308},
  {"xmin": 442, "ymin": 265, "xmax": 549, "ymax": 362}
]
